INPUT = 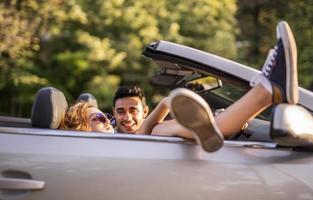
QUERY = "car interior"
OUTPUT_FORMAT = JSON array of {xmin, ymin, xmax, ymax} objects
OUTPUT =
[
  {"xmin": 149, "ymin": 61, "xmax": 273, "ymax": 142},
  {"xmin": 144, "ymin": 40, "xmax": 313, "ymax": 147},
  {"xmin": 0, "ymin": 82, "xmax": 272, "ymax": 143}
]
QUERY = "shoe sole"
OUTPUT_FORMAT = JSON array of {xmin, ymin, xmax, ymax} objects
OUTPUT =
[
  {"xmin": 277, "ymin": 21, "xmax": 299, "ymax": 104},
  {"xmin": 169, "ymin": 88, "xmax": 224, "ymax": 152}
]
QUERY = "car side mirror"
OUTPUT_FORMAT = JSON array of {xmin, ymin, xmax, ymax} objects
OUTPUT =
[{"xmin": 271, "ymin": 104, "xmax": 313, "ymax": 148}]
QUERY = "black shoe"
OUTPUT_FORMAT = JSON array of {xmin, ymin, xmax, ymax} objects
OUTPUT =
[
  {"xmin": 169, "ymin": 88, "xmax": 224, "ymax": 152},
  {"xmin": 253, "ymin": 21, "xmax": 298, "ymax": 104}
]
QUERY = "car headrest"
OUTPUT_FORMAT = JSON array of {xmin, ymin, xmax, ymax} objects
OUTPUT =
[
  {"xmin": 31, "ymin": 87, "xmax": 68, "ymax": 129},
  {"xmin": 77, "ymin": 93, "xmax": 98, "ymax": 108}
]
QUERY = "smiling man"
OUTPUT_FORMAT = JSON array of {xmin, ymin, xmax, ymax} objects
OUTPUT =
[{"xmin": 113, "ymin": 86, "xmax": 149, "ymax": 134}]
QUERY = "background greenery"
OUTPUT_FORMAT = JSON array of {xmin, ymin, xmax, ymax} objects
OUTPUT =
[{"xmin": 0, "ymin": 0, "xmax": 312, "ymax": 117}]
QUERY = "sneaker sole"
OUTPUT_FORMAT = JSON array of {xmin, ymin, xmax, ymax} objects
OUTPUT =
[
  {"xmin": 169, "ymin": 88, "xmax": 224, "ymax": 152},
  {"xmin": 277, "ymin": 21, "xmax": 299, "ymax": 104}
]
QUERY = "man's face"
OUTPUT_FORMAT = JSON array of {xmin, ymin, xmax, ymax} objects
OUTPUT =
[{"xmin": 113, "ymin": 96, "xmax": 148, "ymax": 134}]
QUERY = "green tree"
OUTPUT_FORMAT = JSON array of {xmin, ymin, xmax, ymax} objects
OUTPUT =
[
  {"xmin": 33, "ymin": 0, "xmax": 239, "ymax": 113},
  {"xmin": 0, "ymin": 0, "xmax": 239, "ymax": 116},
  {"xmin": 0, "ymin": 0, "xmax": 72, "ymax": 115}
]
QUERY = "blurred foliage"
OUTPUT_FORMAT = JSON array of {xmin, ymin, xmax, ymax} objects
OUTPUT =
[
  {"xmin": 0, "ymin": 0, "xmax": 71, "ymax": 115},
  {"xmin": 0, "ymin": 0, "xmax": 312, "ymax": 117},
  {"xmin": 0, "ymin": 0, "xmax": 238, "ymax": 116}
]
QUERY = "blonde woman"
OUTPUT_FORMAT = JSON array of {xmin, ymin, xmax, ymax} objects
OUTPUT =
[{"xmin": 61, "ymin": 102, "xmax": 115, "ymax": 133}]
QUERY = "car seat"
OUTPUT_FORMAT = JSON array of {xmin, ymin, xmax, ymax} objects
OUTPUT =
[
  {"xmin": 77, "ymin": 93, "xmax": 98, "ymax": 108},
  {"xmin": 31, "ymin": 87, "xmax": 68, "ymax": 129}
]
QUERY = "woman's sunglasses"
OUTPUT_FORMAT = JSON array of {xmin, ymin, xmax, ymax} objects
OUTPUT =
[{"xmin": 90, "ymin": 113, "xmax": 116, "ymax": 127}]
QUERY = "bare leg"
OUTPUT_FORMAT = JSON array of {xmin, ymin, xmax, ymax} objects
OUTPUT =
[
  {"xmin": 151, "ymin": 119, "xmax": 194, "ymax": 139},
  {"xmin": 168, "ymin": 84, "xmax": 273, "ymax": 152},
  {"xmin": 151, "ymin": 84, "xmax": 272, "ymax": 140},
  {"xmin": 216, "ymin": 84, "xmax": 272, "ymax": 138}
]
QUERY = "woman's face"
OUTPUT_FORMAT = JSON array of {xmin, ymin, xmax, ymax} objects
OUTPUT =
[{"xmin": 87, "ymin": 107, "xmax": 114, "ymax": 133}]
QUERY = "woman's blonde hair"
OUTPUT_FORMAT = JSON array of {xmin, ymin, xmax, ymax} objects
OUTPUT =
[{"xmin": 60, "ymin": 101, "xmax": 93, "ymax": 131}]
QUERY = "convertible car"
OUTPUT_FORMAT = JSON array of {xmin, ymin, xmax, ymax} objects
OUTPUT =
[{"xmin": 0, "ymin": 40, "xmax": 313, "ymax": 200}]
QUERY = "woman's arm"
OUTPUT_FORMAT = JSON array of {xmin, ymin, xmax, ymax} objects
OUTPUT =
[{"xmin": 136, "ymin": 97, "xmax": 170, "ymax": 134}]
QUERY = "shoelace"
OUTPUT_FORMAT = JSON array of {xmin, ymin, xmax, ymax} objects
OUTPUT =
[
  {"xmin": 250, "ymin": 47, "xmax": 277, "ymax": 87},
  {"xmin": 262, "ymin": 46, "xmax": 278, "ymax": 77}
]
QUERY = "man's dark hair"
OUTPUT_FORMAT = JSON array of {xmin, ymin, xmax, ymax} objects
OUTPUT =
[{"xmin": 113, "ymin": 85, "xmax": 147, "ymax": 107}]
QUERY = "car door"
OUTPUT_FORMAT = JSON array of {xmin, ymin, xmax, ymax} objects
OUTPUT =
[
  {"xmin": 1, "ymin": 126, "xmax": 313, "ymax": 200},
  {"xmin": 0, "ymin": 126, "xmax": 200, "ymax": 200}
]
